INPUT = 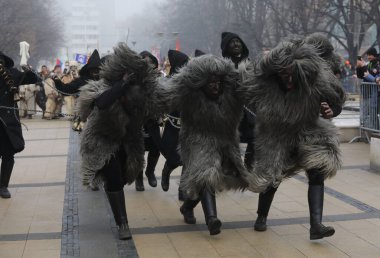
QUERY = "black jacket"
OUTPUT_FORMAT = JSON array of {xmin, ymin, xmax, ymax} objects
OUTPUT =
[{"xmin": 0, "ymin": 68, "xmax": 38, "ymax": 153}]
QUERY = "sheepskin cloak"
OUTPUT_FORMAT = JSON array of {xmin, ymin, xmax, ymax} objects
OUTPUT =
[
  {"xmin": 162, "ymin": 55, "xmax": 269, "ymax": 199},
  {"xmin": 240, "ymin": 40, "xmax": 344, "ymax": 186},
  {"xmin": 77, "ymin": 43, "xmax": 158, "ymax": 187}
]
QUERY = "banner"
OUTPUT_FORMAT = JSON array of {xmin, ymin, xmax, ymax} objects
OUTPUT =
[{"xmin": 75, "ymin": 54, "xmax": 87, "ymax": 64}]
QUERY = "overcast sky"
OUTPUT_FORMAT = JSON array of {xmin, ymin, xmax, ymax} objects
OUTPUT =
[{"xmin": 115, "ymin": 0, "xmax": 166, "ymax": 20}]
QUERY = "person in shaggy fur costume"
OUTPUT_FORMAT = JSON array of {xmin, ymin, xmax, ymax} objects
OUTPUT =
[
  {"xmin": 241, "ymin": 36, "xmax": 345, "ymax": 240},
  {"xmin": 159, "ymin": 55, "xmax": 269, "ymax": 235},
  {"xmin": 77, "ymin": 43, "xmax": 159, "ymax": 240}
]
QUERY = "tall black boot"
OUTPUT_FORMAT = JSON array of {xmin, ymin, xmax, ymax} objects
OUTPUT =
[
  {"xmin": 254, "ymin": 186, "xmax": 278, "ymax": 231},
  {"xmin": 161, "ymin": 162, "xmax": 175, "ymax": 191},
  {"xmin": 0, "ymin": 156, "xmax": 14, "ymax": 199},
  {"xmin": 308, "ymin": 183, "xmax": 335, "ymax": 240},
  {"xmin": 180, "ymin": 198, "xmax": 200, "ymax": 224},
  {"xmin": 201, "ymin": 189, "xmax": 221, "ymax": 235},
  {"xmin": 135, "ymin": 171, "xmax": 145, "ymax": 191},
  {"xmin": 145, "ymin": 151, "xmax": 158, "ymax": 187},
  {"xmin": 105, "ymin": 190, "xmax": 132, "ymax": 240}
]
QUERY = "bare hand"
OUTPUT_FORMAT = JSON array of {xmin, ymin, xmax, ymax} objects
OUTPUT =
[{"xmin": 320, "ymin": 102, "xmax": 333, "ymax": 119}]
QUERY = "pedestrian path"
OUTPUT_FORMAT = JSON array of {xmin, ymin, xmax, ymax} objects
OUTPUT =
[{"xmin": 1, "ymin": 119, "xmax": 380, "ymax": 258}]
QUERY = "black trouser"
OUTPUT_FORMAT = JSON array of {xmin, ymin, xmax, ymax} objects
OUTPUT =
[
  {"xmin": 0, "ymin": 127, "xmax": 16, "ymax": 189},
  {"xmin": 244, "ymin": 141, "xmax": 255, "ymax": 169},
  {"xmin": 100, "ymin": 148, "xmax": 127, "ymax": 192}
]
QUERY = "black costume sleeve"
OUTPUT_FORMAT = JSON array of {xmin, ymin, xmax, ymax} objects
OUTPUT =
[
  {"xmin": 10, "ymin": 69, "xmax": 38, "ymax": 85},
  {"xmin": 95, "ymin": 81, "xmax": 125, "ymax": 110},
  {"xmin": 54, "ymin": 77, "xmax": 87, "ymax": 95},
  {"xmin": 330, "ymin": 104, "xmax": 342, "ymax": 117}
]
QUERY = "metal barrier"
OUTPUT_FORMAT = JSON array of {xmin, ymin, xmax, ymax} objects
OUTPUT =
[
  {"xmin": 350, "ymin": 82, "xmax": 380, "ymax": 142},
  {"xmin": 361, "ymin": 82, "xmax": 380, "ymax": 132}
]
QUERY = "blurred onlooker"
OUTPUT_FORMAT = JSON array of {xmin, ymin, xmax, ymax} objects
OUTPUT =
[
  {"xmin": 18, "ymin": 83, "xmax": 40, "ymax": 119},
  {"xmin": 43, "ymin": 65, "xmax": 63, "ymax": 119},
  {"xmin": 356, "ymin": 48, "xmax": 380, "ymax": 82},
  {"xmin": 342, "ymin": 60, "xmax": 353, "ymax": 78}
]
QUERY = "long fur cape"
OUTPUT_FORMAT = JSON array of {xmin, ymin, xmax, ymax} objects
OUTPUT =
[
  {"xmin": 162, "ymin": 55, "xmax": 269, "ymax": 199},
  {"xmin": 240, "ymin": 40, "xmax": 343, "ymax": 186},
  {"xmin": 77, "ymin": 43, "xmax": 158, "ymax": 186}
]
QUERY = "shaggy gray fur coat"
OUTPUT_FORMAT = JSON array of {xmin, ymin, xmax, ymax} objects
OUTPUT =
[
  {"xmin": 240, "ymin": 40, "xmax": 344, "ymax": 186},
  {"xmin": 160, "ymin": 55, "xmax": 269, "ymax": 199},
  {"xmin": 77, "ymin": 43, "xmax": 158, "ymax": 187}
]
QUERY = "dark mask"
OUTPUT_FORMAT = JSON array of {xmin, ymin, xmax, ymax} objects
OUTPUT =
[
  {"xmin": 228, "ymin": 38, "xmax": 243, "ymax": 57},
  {"xmin": 203, "ymin": 75, "xmax": 223, "ymax": 100}
]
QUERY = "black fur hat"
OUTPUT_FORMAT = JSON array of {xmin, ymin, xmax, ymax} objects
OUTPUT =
[
  {"xmin": 0, "ymin": 51, "xmax": 14, "ymax": 68},
  {"xmin": 220, "ymin": 32, "xmax": 249, "ymax": 59},
  {"xmin": 80, "ymin": 49, "xmax": 101, "ymax": 77},
  {"xmin": 140, "ymin": 51, "xmax": 159, "ymax": 69},
  {"xmin": 168, "ymin": 49, "xmax": 189, "ymax": 76}
]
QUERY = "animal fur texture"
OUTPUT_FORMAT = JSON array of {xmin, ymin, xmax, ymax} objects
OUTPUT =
[
  {"xmin": 239, "ymin": 39, "xmax": 344, "ymax": 187},
  {"xmin": 77, "ymin": 43, "xmax": 158, "ymax": 187},
  {"xmin": 160, "ymin": 55, "xmax": 270, "ymax": 199}
]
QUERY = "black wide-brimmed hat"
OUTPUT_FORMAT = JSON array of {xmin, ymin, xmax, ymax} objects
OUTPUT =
[
  {"xmin": 80, "ymin": 49, "xmax": 101, "ymax": 76},
  {"xmin": 168, "ymin": 50, "xmax": 189, "ymax": 76},
  {"xmin": 0, "ymin": 51, "xmax": 14, "ymax": 68}
]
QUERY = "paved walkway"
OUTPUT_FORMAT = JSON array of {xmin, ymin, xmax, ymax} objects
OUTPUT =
[{"xmin": 1, "ymin": 118, "xmax": 380, "ymax": 258}]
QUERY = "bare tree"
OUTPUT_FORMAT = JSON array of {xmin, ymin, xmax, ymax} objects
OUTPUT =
[{"xmin": 0, "ymin": 0, "xmax": 63, "ymax": 68}]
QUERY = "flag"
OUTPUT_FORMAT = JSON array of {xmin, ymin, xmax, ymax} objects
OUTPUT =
[
  {"xmin": 175, "ymin": 38, "xmax": 180, "ymax": 51},
  {"xmin": 56, "ymin": 58, "xmax": 62, "ymax": 66},
  {"xmin": 75, "ymin": 54, "xmax": 87, "ymax": 64}
]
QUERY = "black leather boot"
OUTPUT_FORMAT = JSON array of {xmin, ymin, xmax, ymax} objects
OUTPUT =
[
  {"xmin": 0, "ymin": 156, "xmax": 14, "ymax": 199},
  {"xmin": 201, "ymin": 189, "xmax": 221, "ymax": 235},
  {"xmin": 161, "ymin": 162, "xmax": 175, "ymax": 191},
  {"xmin": 254, "ymin": 186, "xmax": 277, "ymax": 231},
  {"xmin": 135, "ymin": 171, "xmax": 145, "ymax": 192},
  {"xmin": 105, "ymin": 190, "xmax": 132, "ymax": 240},
  {"xmin": 145, "ymin": 151, "xmax": 158, "ymax": 187},
  {"xmin": 180, "ymin": 198, "xmax": 200, "ymax": 224},
  {"xmin": 308, "ymin": 184, "xmax": 335, "ymax": 240}
]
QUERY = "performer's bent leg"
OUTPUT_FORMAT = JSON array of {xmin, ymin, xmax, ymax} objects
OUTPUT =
[
  {"xmin": 0, "ymin": 154, "xmax": 15, "ymax": 198},
  {"xmin": 201, "ymin": 188, "xmax": 222, "ymax": 235},
  {"xmin": 254, "ymin": 185, "xmax": 278, "ymax": 231},
  {"xmin": 102, "ymin": 156, "xmax": 132, "ymax": 240},
  {"xmin": 180, "ymin": 197, "xmax": 200, "ymax": 225},
  {"xmin": 307, "ymin": 169, "xmax": 335, "ymax": 240},
  {"xmin": 145, "ymin": 147, "xmax": 159, "ymax": 187},
  {"xmin": 161, "ymin": 162, "xmax": 177, "ymax": 192}
]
